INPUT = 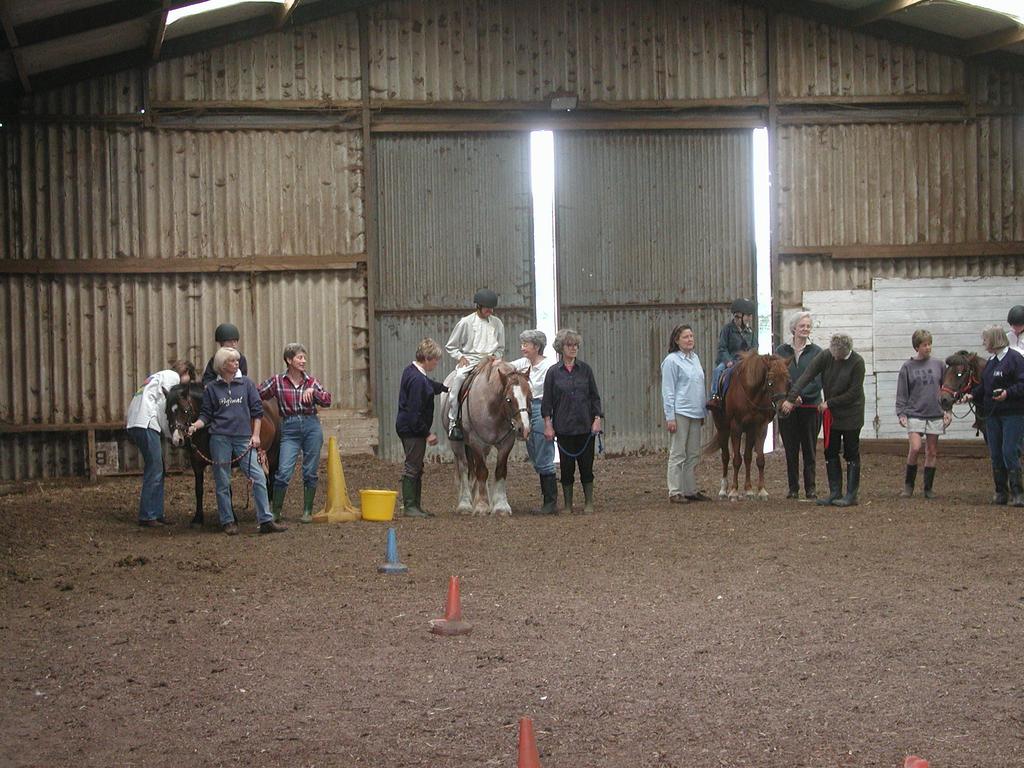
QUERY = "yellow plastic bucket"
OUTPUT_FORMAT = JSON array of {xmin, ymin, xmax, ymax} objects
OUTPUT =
[{"xmin": 360, "ymin": 489, "xmax": 398, "ymax": 521}]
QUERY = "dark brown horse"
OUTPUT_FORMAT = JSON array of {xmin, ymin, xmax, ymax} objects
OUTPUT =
[
  {"xmin": 165, "ymin": 383, "xmax": 281, "ymax": 526},
  {"xmin": 441, "ymin": 358, "xmax": 531, "ymax": 516},
  {"xmin": 940, "ymin": 350, "xmax": 986, "ymax": 440},
  {"xmin": 707, "ymin": 352, "xmax": 791, "ymax": 500}
]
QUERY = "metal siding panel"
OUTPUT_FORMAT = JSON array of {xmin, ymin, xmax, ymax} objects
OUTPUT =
[
  {"xmin": 777, "ymin": 118, "xmax": 1024, "ymax": 250},
  {"xmin": 774, "ymin": 14, "xmax": 964, "ymax": 99},
  {"xmin": 555, "ymin": 130, "xmax": 755, "ymax": 306},
  {"xmin": 149, "ymin": 14, "xmax": 362, "ymax": 104},
  {"xmin": 375, "ymin": 133, "xmax": 533, "ymax": 310},
  {"xmin": 140, "ymin": 129, "xmax": 364, "ymax": 260},
  {"xmin": 27, "ymin": 70, "xmax": 145, "ymax": 115},
  {"xmin": 369, "ymin": 0, "xmax": 766, "ymax": 104},
  {"xmin": 375, "ymin": 308, "xmax": 534, "ymax": 461}
]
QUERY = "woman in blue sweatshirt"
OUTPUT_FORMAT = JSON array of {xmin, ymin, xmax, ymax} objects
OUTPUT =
[
  {"xmin": 395, "ymin": 338, "xmax": 448, "ymax": 517},
  {"xmin": 965, "ymin": 325, "xmax": 1024, "ymax": 507},
  {"xmin": 188, "ymin": 347, "xmax": 287, "ymax": 535}
]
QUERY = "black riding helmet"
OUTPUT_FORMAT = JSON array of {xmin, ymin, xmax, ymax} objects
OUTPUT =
[
  {"xmin": 1008, "ymin": 305, "xmax": 1024, "ymax": 326},
  {"xmin": 473, "ymin": 289, "xmax": 499, "ymax": 309},
  {"xmin": 730, "ymin": 298, "xmax": 756, "ymax": 316},
  {"xmin": 214, "ymin": 323, "xmax": 240, "ymax": 343}
]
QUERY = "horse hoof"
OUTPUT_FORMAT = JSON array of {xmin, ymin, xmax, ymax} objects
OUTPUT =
[
  {"xmin": 456, "ymin": 506, "xmax": 473, "ymax": 516},
  {"xmin": 493, "ymin": 505, "xmax": 512, "ymax": 517},
  {"xmin": 189, "ymin": 518, "xmax": 203, "ymax": 528},
  {"xmin": 757, "ymin": 491, "xmax": 769, "ymax": 501},
  {"xmin": 745, "ymin": 491, "xmax": 755, "ymax": 499}
]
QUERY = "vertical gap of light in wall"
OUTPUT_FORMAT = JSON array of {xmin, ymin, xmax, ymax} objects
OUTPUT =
[
  {"xmin": 530, "ymin": 130, "xmax": 558, "ymax": 348},
  {"xmin": 753, "ymin": 127, "xmax": 774, "ymax": 453}
]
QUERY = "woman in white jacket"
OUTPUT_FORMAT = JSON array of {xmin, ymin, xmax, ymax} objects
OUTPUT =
[{"xmin": 125, "ymin": 360, "xmax": 195, "ymax": 527}]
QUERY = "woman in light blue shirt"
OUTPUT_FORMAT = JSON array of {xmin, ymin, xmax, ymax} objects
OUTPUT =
[{"xmin": 661, "ymin": 325, "xmax": 708, "ymax": 503}]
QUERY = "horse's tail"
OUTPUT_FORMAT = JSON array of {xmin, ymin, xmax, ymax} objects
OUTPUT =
[{"xmin": 702, "ymin": 412, "xmax": 729, "ymax": 456}]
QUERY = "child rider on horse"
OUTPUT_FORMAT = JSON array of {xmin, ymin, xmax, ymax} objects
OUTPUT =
[
  {"xmin": 202, "ymin": 323, "xmax": 249, "ymax": 386},
  {"xmin": 445, "ymin": 289, "xmax": 505, "ymax": 441},
  {"xmin": 708, "ymin": 298, "xmax": 756, "ymax": 409}
]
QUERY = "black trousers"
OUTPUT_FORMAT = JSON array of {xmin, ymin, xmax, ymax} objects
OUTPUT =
[
  {"xmin": 556, "ymin": 433, "xmax": 595, "ymax": 485},
  {"xmin": 779, "ymin": 407, "xmax": 820, "ymax": 493},
  {"xmin": 824, "ymin": 428, "xmax": 860, "ymax": 464},
  {"xmin": 400, "ymin": 436, "xmax": 427, "ymax": 480}
]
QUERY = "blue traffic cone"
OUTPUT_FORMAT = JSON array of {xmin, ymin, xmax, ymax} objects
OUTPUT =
[{"xmin": 377, "ymin": 527, "xmax": 408, "ymax": 574}]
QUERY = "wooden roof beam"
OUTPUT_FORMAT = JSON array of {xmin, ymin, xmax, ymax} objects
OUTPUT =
[
  {"xmin": 963, "ymin": 24, "xmax": 1024, "ymax": 57},
  {"xmin": 151, "ymin": 2, "xmax": 169, "ymax": 61},
  {"xmin": 276, "ymin": 0, "xmax": 300, "ymax": 29},
  {"xmin": 849, "ymin": 0, "xmax": 929, "ymax": 28},
  {"xmin": 0, "ymin": 1, "xmax": 29, "ymax": 93}
]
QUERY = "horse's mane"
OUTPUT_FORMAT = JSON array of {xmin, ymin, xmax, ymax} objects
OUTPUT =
[
  {"xmin": 169, "ymin": 382, "xmax": 204, "ymax": 401},
  {"xmin": 945, "ymin": 350, "xmax": 979, "ymax": 368},
  {"xmin": 736, "ymin": 350, "xmax": 769, "ymax": 387}
]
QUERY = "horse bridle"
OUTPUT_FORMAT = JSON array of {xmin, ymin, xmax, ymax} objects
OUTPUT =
[
  {"xmin": 733, "ymin": 362, "xmax": 787, "ymax": 415},
  {"xmin": 940, "ymin": 365, "xmax": 979, "ymax": 403}
]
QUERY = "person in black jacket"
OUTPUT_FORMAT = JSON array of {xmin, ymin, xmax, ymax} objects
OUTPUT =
[
  {"xmin": 396, "ymin": 338, "xmax": 448, "ymax": 517},
  {"xmin": 775, "ymin": 311, "xmax": 823, "ymax": 500},
  {"xmin": 201, "ymin": 323, "xmax": 249, "ymax": 385}
]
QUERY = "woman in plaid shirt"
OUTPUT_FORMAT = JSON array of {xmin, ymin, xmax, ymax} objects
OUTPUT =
[{"xmin": 259, "ymin": 343, "xmax": 333, "ymax": 523}]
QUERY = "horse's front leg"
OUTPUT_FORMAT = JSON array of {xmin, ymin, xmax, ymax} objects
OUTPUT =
[
  {"xmin": 755, "ymin": 423, "xmax": 769, "ymax": 500},
  {"xmin": 453, "ymin": 442, "xmax": 473, "ymax": 515},
  {"xmin": 743, "ymin": 429, "xmax": 756, "ymax": 498},
  {"xmin": 729, "ymin": 431, "xmax": 743, "ymax": 500},
  {"xmin": 190, "ymin": 460, "xmax": 204, "ymax": 527},
  {"xmin": 489, "ymin": 440, "xmax": 514, "ymax": 516},
  {"xmin": 719, "ymin": 443, "xmax": 730, "ymax": 499},
  {"xmin": 467, "ymin": 448, "xmax": 490, "ymax": 517}
]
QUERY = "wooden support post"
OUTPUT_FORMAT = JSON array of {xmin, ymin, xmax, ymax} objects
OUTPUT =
[
  {"xmin": 359, "ymin": 8, "xmax": 378, "ymax": 421},
  {"xmin": 87, "ymin": 429, "xmax": 98, "ymax": 483}
]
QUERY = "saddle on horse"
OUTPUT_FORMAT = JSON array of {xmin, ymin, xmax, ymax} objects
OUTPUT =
[{"xmin": 447, "ymin": 358, "xmax": 491, "ymax": 441}]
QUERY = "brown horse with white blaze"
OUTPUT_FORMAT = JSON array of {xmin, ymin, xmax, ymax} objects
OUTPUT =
[
  {"xmin": 441, "ymin": 358, "xmax": 531, "ymax": 516},
  {"xmin": 707, "ymin": 351, "xmax": 791, "ymax": 500}
]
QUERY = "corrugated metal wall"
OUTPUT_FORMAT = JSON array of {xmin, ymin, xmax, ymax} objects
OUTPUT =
[
  {"xmin": 369, "ymin": 0, "xmax": 766, "ymax": 103},
  {"xmin": 149, "ymin": 14, "xmax": 361, "ymax": 104},
  {"xmin": 374, "ymin": 133, "xmax": 534, "ymax": 461},
  {"xmin": 555, "ymin": 130, "xmax": 754, "ymax": 452},
  {"xmin": 774, "ymin": 14, "xmax": 964, "ymax": 99},
  {"xmin": 777, "ymin": 118, "xmax": 1024, "ymax": 248}
]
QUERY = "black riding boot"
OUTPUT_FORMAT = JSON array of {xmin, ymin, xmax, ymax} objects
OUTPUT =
[
  {"xmin": 817, "ymin": 459, "xmax": 843, "ymax": 506},
  {"xmin": 992, "ymin": 467, "xmax": 1009, "ymax": 505},
  {"xmin": 833, "ymin": 462, "xmax": 860, "ymax": 507},
  {"xmin": 532, "ymin": 474, "xmax": 558, "ymax": 515},
  {"xmin": 1008, "ymin": 469, "xmax": 1024, "ymax": 508},
  {"xmin": 900, "ymin": 464, "xmax": 917, "ymax": 498},
  {"xmin": 922, "ymin": 466, "xmax": 936, "ymax": 499}
]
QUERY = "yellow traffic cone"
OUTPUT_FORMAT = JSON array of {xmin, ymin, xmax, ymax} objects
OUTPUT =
[{"xmin": 312, "ymin": 436, "xmax": 360, "ymax": 523}]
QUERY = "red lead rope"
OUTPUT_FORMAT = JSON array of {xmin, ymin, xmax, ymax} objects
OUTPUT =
[{"xmin": 821, "ymin": 408, "xmax": 833, "ymax": 449}]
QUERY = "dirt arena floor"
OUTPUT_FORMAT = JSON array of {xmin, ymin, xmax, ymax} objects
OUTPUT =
[{"xmin": 2, "ymin": 449, "xmax": 1022, "ymax": 767}]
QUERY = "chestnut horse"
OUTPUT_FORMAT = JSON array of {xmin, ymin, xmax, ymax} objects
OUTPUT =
[
  {"xmin": 707, "ymin": 352, "xmax": 791, "ymax": 500},
  {"xmin": 165, "ymin": 383, "xmax": 281, "ymax": 526},
  {"xmin": 939, "ymin": 350, "xmax": 986, "ymax": 440},
  {"xmin": 441, "ymin": 358, "xmax": 531, "ymax": 516}
]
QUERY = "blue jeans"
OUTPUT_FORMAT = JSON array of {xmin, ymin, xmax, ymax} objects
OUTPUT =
[
  {"xmin": 275, "ymin": 415, "xmax": 324, "ymax": 489},
  {"xmin": 210, "ymin": 434, "xmax": 272, "ymax": 526},
  {"xmin": 128, "ymin": 427, "xmax": 164, "ymax": 521},
  {"xmin": 527, "ymin": 400, "xmax": 556, "ymax": 476},
  {"xmin": 711, "ymin": 362, "xmax": 727, "ymax": 396},
  {"xmin": 986, "ymin": 413, "xmax": 1024, "ymax": 470}
]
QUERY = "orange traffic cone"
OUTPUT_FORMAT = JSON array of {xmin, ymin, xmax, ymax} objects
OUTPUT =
[
  {"xmin": 312, "ymin": 436, "xmax": 359, "ymax": 523},
  {"xmin": 517, "ymin": 717, "xmax": 541, "ymax": 768},
  {"xmin": 904, "ymin": 757, "xmax": 929, "ymax": 768},
  {"xmin": 428, "ymin": 576, "xmax": 472, "ymax": 636}
]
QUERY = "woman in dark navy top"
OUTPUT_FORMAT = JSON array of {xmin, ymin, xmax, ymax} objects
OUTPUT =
[
  {"xmin": 396, "ymin": 338, "xmax": 448, "ymax": 517},
  {"xmin": 542, "ymin": 328, "xmax": 603, "ymax": 514}
]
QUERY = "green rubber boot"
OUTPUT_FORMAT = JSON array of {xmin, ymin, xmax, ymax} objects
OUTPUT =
[
  {"xmin": 562, "ymin": 483, "xmax": 574, "ymax": 514},
  {"xmin": 402, "ymin": 476, "xmax": 427, "ymax": 518},
  {"xmin": 582, "ymin": 482, "xmax": 595, "ymax": 514},
  {"xmin": 271, "ymin": 486, "xmax": 286, "ymax": 522},
  {"xmin": 301, "ymin": 486, "xmax": 316, "ymax": 523}
]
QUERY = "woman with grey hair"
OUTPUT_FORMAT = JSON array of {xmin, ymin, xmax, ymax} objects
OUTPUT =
[
  {"xmin": 963, "ymin": 325, "xmax": 1024, "ymax": 506},
  {"xmin": 780, "ymin": 332, "xmax": 866, "ymax": 507},
  {"xmin": 511, "ymin": 329, "xmax": 557, "ymax": 514},
  {"xmin": 775, "ymin": 311, "xmax": 823, "ymax": 500},
  {"xmin": 258, "ymin": 343, "xmax": 333, "ymax": 523},
  {"xmin": 543, "ymin": 328, "xmax": 604, "ymax": 513},
  {"xmin": 189, "ymin": 347, "xmax": 286, "ymax": 534}
]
